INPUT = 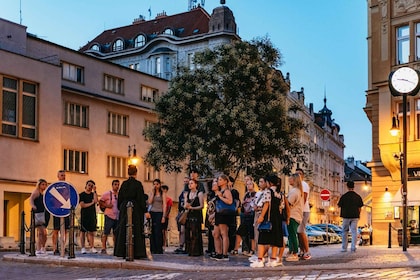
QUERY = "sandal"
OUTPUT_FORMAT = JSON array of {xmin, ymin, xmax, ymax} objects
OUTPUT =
[{"xmin": 230, "ymin": 250, "xmax": 238, "ymax": 255}]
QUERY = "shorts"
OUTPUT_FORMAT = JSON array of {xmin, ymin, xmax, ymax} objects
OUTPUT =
[
  {"xmin": 103, "ymin": 215, "xmax": 118, "ymax": 235},
  {"xmin": 53, "ymin": 216, "xmax": 70, "ymax": 230},
  {"xmin": 297, "ymin": 212, "xmax": 310, "ymax": 233}
]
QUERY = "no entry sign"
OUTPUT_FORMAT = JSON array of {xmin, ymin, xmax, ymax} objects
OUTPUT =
[{"xmin": 320, "ymin": 189, "xmax": 331, "ymax": 201}]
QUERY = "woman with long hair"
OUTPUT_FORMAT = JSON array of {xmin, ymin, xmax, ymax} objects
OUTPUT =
[
  {"xmin": 29, "ymin": 179, "xmax": 50, "ymax": 255},
  {"xmin": 211, "ymin": 174, "xmax": 234, "ymax": 261},
  {"xmin": 184, "ymin": 178, "xmax": 204, "ymax": 256},
  {"xmin": 148, "ymin": 178, "xmax": 167, "ymax": 254},
  {"xmin": 285, "ymin": 173, "xmax": 304, "ymax": 262}
]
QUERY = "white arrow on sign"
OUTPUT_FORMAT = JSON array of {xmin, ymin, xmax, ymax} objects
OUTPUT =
[{"xmin": 49, "ymin": 187, "xmax": 71, "ymax": 209}]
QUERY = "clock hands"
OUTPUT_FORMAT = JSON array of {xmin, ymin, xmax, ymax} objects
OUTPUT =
[{"xmin": 396, "ymin": 78, "xmax": 415, "ymax": 84}]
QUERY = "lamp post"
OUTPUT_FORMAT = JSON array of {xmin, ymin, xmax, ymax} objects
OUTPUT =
[
  {"xmin": 389, "ymin": 66, "xmax": 420, "ymax": 251},
  {"xmin": 128, "ymin": 145, "xmax": 139, "ymax": 166}
]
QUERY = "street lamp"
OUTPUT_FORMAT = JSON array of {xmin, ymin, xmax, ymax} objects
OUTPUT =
[
  {"xmin": 128, "ymin": 145, "xmax": 139, "ymax": 166},
  {"xmin": 389, "ymin": 66, "xmax": 420, "ymax": 251}
]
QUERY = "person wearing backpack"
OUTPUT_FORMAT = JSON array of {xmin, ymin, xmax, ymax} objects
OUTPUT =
[{"xmin": 99, "ymin": 179, "xmax": 120, "ymax": 254}]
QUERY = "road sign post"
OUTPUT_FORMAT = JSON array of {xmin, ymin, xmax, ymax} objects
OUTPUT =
[{"xmin": 44, "ymin": 181, "xmax": 78, "ymax": 257}]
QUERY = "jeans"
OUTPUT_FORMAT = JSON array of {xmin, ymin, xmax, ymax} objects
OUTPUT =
[
  {"xmin": 150, "ymin": 211, "xmax": 164, "ymax": 254},
  {"xmin": 341, "ymin": 218, "xmax": 359, "ymax": 251}
]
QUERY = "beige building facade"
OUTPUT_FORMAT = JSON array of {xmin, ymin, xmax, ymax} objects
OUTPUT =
[
  {"xmin": 0, "ymin": 18, "xmax": 186, "ymax": 243},
  {"xmin": 366, "ymin": 0, "xmax": 420, "ymax": 245}
]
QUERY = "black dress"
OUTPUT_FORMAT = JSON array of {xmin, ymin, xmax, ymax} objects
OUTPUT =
[
  {"xmin": 114, "ymin": 177, "xmax": 147, "ymax": 259},
  {"xmin": 185, "ymin": 192, "xmax": 203, "ymax": 256},
  {"xmin": 258, "ymin": 188, "xmax": 283, "ymax": 247}
]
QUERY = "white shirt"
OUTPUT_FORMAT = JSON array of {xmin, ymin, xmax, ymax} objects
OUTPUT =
[{"xmin": 302, "ymin": 180, "xmax": 310, "ymax": 212}]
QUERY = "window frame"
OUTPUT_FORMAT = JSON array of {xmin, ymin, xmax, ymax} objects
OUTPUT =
[
  {"xmin": 62, "ymin": 62, "xmax": 84, "ymax": 84},
  {"xmin": 112, "ymin": 39, "xmax": 124, "ymax": 52},
  {"xmin": 63, "ymin": 148, "xmax": 88, "ymax": 174},
  {"xmin": 140, "ymin": 85, "xmax": 159, "ymax": 103},
  {"xmin": 104, "ymin": 74, "xmax": 124, "ymax": 95},
  {"xmin": 64, "ymin": 101, "xmax": 89, "ymax": 128},
  {"xmin": 397, "ymin": 25, "xmax": 410, "ymax": 65},
  {"xmin": 107, "ymin": 111, "xmax": 128, "ymax": 136},
  {"xmin": 107, "ymin": 155, "xmax": 128, "ymax": 178},
  {"xmin": 134, "ymin": 34, "xmax": 146, "ymax": 48}
]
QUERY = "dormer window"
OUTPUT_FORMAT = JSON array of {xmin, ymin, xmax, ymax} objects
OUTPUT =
[
  {"xmin": 90, "ymin": 44, "xmax": 100, "ymax": 51},
  {"xmin": 112, "ymin": 39, "xmax": 124, "ymax": 52},
  {"xmin": 134, "ymin": 34, "xmax": 146, "ymax": 48},
  {"xmin": 163, "ymin": 28, "xmax": 174, "ymax": 35}
]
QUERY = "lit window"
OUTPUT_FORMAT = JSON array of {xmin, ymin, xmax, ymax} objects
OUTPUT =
[
  {"xmin": 107, "ymin": 155, "xmax": 127, "ymax": 178},
  {"xmin": 397, "ymin": 25, "xmax": 410, "ymax": 65},
  {"xmin": 64, "ymin": 102, "xmax": 89, "ymax": 128},
  {"xmin": 108, "ymin": 112, "xmax": 128, "ymax": 136},
  {"xmin": 134, "ymin": 35, "xmax": 146, "ymax": 48},
  {"xmin": 62, "ymin": 62, "xmax": 84, "ymax": 83},
  {"xmin": 1, "ymin": 76, "xmax": 37, "ymax": 140},
  {"xmin": 64, "ymin": 149, "xmax": 88, "ymax": 173},
  {"xmin": 112, "ymin": 39, "xmax": 124, "ymax": 52}
]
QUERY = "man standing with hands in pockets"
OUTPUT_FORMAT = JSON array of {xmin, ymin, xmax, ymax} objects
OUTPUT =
[{"xmin": 99, "ymin": 180, "xmax": 120, "ymax": 254}]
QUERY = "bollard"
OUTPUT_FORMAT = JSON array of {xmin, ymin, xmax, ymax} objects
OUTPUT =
[
  {"xmin": 126, "ymin": 201, "xmax": 134, "ymax": 261},
  {"xmin": 68, "ymin": 207, "xmax": 75, "ymax": 259},
  {"xmin": 388, "ymin": 222, "xmax": 391, "ymax": 248},
  {"xmin": 19, "ymin": 211, "xmax": 26, "ymax": 254},
  {"xmin": 29, "ymin": 210, "xmax": 36, "ymax": 256}
]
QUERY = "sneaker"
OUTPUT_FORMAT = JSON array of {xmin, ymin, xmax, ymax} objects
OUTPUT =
[
  {"xmin": 230, "ymin": 250, "xmax": 238, "ymax": 255},
  {"xmin": 298, "ymin": 251, "xmax": 304, "ymax": 258},
  {"xmin": 250, "ymin": 259, "xmax": 265, "ymax": 268},
  {"xmin": 248, "ymin": 255, "xmax": 258, "ymax": 262},
  {"xmin": 285, "ymin": 254, "xmax": 299, "ymax": 262},
  {"xmin": 174, "ymin": 247, "xmax": 184, "ymax": 254},
  {"xmin": 81, "ymin": 247, "xmax": 87, "ymax": 254},
  {"xmin": 302, "ymin": 253, "xmax": 312, "ymax": 260},
  {"xmin": 267, "ymin": 258, "xmax": 283, "ymax": 267},
  {"xmin": 340, "ymin": 248, "xmax": 347, "ymax": 252},
  {"xmin": 283, "ymin": 251, "xmax": 291, "ymax": 259},
  {"xmin": 101, "ymin": 249, "xmax": 107, "ymax": 255},
  {"xmin": 41, "ymin": 247, "xmax": 46, "ymax": 254},
  {"xmin": 351, "ymin": 248, "xmax": 357, "ymax": 252},
  {"xmin": 91, "ymin": 248, "xmax": 98, "ymax": 254},
  {"xmin": 210, "ymin": 253, "xmax": 223, "ymax": 260},
  {"xmin": 221, "ymin": 255, "xmax": 229, "ymax": 261},
  {"xmin": 35, "ymin": 250, "xmax": 42, "ymax": 255}
]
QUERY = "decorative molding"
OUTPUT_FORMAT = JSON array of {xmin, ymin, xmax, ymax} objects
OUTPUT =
[{"xmin": 394, "ymin": 0, "xmax": 420, "ymax": 15}]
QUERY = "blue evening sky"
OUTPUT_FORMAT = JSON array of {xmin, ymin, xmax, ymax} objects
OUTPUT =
[{"xmin": 1, "ymin": 0, "xmax": 370, "ymax": 161}]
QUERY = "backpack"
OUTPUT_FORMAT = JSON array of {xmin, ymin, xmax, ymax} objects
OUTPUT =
[{"xmin": 100, "ymin": 191, "xmax": 112, "ymax": 212}]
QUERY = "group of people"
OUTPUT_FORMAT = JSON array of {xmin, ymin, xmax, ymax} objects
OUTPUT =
[{"xmin": 29, "ymin": 166, "xmax": 364, "ymax": 265}]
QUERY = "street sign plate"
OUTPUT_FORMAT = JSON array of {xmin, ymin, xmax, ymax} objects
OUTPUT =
[
  {"xmin": 320, "ymin": 189, "xmax": 331, "ymax": 201},
  {"xmin": 44, "ymin": 181, "xmax": 79, "ymax": 217},
  {"xmin": 322, "ymin": 201, "xmax": 330, "ymax": 207}
]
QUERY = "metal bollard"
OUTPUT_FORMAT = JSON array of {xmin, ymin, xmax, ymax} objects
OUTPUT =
[
  {"xmin": 29, "ymin": 210, "xmax": 36, "ymax": 256},
  {"xmin": 388, "ymin": 222, "xmax": 391, "ymax": 248},
  {"xmin": 68, "ymin": 207, "xmax": 75, "ymax": 259},
  {"xmin": 126, "ymin": 201, "xmax": 134, "ymax": 261},
  {"xmin": 19, "ymin": 211, "xmax": 26, "ymax": 254}
]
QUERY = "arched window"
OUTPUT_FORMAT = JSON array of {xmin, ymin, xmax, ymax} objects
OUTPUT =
[
  {"xmin": 112, "ymin": 39, "xmax": 124, "ymax": 52},
  {"xmin": 134, "ymin": 35, "xmax": 146, "ymax": 48},
  {"xmin": 90, "ymin": 44, "xmax": 100, "ymax": 51},
  {"xmin": 163, "ymin": 28, "xmax": 173, "ymax": 35}
]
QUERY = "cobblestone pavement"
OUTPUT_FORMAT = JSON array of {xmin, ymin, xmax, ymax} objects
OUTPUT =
[{"xmin": 3, "ymin": 244, "xmax": 420, "ymax": 279}]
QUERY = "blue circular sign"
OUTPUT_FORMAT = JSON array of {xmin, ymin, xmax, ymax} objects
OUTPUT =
[{"xmin": 44, "ymin": 181, "xmax": 79, "ymax": 217}]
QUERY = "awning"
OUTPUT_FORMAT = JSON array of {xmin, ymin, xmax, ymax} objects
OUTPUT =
[{"xmin": 391, "ymin": 181, "xmax": 420, "ymax": 206}]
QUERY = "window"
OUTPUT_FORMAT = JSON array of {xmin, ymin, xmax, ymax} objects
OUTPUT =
[
  {"xmin": 397, "ymin": 25, "xmax": 410, "ymax": 64},
  {"xmin": 145, "ymin": 164, "xmax": 159, "ymax": 182},
  {"xmin": 1, "ymin": 76, "xmax": 37, "ymax": 140},
  {"xmin": 112, "ymin": 39, "xmax": 124, "ymax": 52},
  {"xmin": 188, "ymin": 53, "xmax": 195, "ymax": 70},
  {"xmin": 62, "ymin": 62, "xmax": 84, "ymax": 83},
  {"xmin": 144, "ymin": 120, "xmax": 154, "ymax": 141},
  {"xmin": 90, "ymin": 44, "xmax": 100, "ymax": 51},
  {"xmin": 416, "ymin": 99, "xmax": 420, "ymax": 139},
  {"xmin": 64, "ymin": 102, "xmax": 89, "ymax": 128},
  {"xmin": 163, "ymin": 28, "xmax": 174, "ymax": 35},
  {"xmin": 104, "ymin": 74, "xmax": 124, "ymax": 95},
  {"xmin": 140, "ymin": 85, "xmax": 159, "ymax": 102},
  {"xmin": 129, "ymin": 63, "xmax": 139, "ymax": 70},
  {"xmin": 63, "ymin": 149, "xmax": 88, "ymax": 173},
  {"xmin": 107, "ymin": 155, "xmax": 127, "ymax": 178},
  {"xmin": 108, "ymin": 112, "xmax": 128, "ymax": 136},
  {"xmin": 155, "ymin": 57, "xmax": 161, "ymax": 76},
  {"xmin": 416, "ymin": 23, "xmax": 420, "ymax": 60},
  {"xmin": 134, "ymin": 35, "xmax": 146, "ymax": 48}
]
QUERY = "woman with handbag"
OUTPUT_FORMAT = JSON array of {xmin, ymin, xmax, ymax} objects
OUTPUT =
[
  {"xmin": 184, "ymin": 178, "xmax": 204, "ymax": 256},
  {"xmin": 250, "ymin": 175, "xmax": 284, "ymax": 268},
  {"xmin": 211, "ymin": 174, "xmax": 234, "ymax": 261},
  {"xmin": 29, "ymin": 179, "xmax": 50, "ymax": 255},
  {"xmin": 285, "ymin": 173, "xmax": 304, "ymax": 262},
  {"xmin": 147, "ymin": 178, "xmax": 167, "ymax": 254}
]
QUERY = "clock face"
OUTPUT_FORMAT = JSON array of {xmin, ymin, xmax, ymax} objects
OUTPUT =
[{"xmin": 390, "ymin": 67, "xmax": 420, "ymax": 94}]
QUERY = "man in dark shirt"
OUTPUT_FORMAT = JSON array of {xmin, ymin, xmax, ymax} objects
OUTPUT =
[{"xmin": 338, "ymin": 181, "xmax": 364, "ymax": 252}]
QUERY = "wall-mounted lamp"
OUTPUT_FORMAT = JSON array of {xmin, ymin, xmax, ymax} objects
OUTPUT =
[
  {"xmin": 390, "ymin": 113, "xmax": 400, "ymax": 137},
  {"xmin": 128, "ymin": 144, "xmax": 139, "ymax": 166}
]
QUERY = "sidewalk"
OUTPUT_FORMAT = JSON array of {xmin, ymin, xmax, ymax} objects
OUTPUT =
[{"xmin": 3, "ymin": 244, "xmax": 420, "ymax": 271}]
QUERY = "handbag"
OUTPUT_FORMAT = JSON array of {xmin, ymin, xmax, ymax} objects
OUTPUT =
[
  {"xmin": 215, "ymin": 197, "xmax": 236, "ymax": 215},
  {"xmin": 34, "ymin": 212, "xmax": 45, "ymax": 226},
  {"xmin": 176, "ymin": 210, "xmax": 189, "ymax": 225},
  {"xmin": 258, "ymin": 197, "xmax": 272, "ymax": 233}
]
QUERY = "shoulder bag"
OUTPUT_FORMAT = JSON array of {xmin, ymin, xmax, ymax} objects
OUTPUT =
[{"xmin": 215, "ymin": 198, "xmax": 236, "ymax": 215}]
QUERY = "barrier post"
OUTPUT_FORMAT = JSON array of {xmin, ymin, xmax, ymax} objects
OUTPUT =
[
  {"xmin": 29, "ymin": 210, "xmax": 36, "ymax": 256},
  {"xmin": 388, "ymin": 222, "xmax": 392, "ymax": 248},
  {"xmin": 68, "ymin": 207, "xmax": 75, "ymax": 259},
  {"xmin": 19, "ymin": 211, "xmax": 26, "ymax": 254},
  {"xmin": 126, "ymin": 201, "xmax": 134, "ymax": 261}
]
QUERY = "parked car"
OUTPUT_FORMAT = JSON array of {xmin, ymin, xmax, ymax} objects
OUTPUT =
[
  {"xmin": 306, "ymin": 225, "xmax": 327, "ymax": 246},
  {"xmin": 311, "ymin": 225, "xmax": 342, "ymax": 244},
  {"xmin": 313, "ymin": 223, "xmax": 351, "ymax": 242}
]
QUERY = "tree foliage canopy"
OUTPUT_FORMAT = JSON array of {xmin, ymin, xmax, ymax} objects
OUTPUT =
[{"xmin": 144, "ymin": 37, "xmax": 307, "ymax": 177}]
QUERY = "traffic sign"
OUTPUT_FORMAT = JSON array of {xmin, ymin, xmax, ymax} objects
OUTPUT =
[
  {"xmin": 44, "ymin": 181, "xmax": 79, "ymax": 217},
  {"xmin": 320, "ymin": 189, "xmax": 331, "ymax": 201}
]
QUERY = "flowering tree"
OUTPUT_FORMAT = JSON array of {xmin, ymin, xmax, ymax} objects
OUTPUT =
[{"xmin": 144, "ymin": 37, "xmax": 307, "ymax": 176}]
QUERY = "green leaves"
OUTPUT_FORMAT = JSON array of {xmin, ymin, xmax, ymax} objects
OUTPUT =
[{"xmin": 143, "ymin": 38, "xmax": 307, "ymax": 176}]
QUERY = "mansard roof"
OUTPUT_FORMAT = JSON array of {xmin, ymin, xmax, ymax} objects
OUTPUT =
[{"xmin": 79, "ymin": 7, "xmax": 211, "ymax": 53}]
